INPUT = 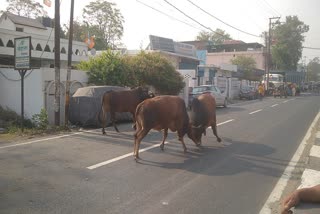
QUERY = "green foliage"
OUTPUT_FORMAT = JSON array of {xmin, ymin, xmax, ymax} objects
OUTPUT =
[
  {"xmin": 271, "ymin": 16, "xmax": 309, "ymax": 71},
  {"xmin": 5, "ymin": 0, "xmax": 47, "ymax": 18},
  {"xmin": 82, "ymin": 0, "xmax": 124, "ymax": 50},
  {"xmin": 77, "ymin": 50, "xmax": 136, "ymax": 87},
  {"xmin": 31, "ymin": 108, "xmax": 49, "ymax": 130},
  {"xmin": 196, "ymin": 28, "xmax": 232, "ymax": 45},
  {"xmin": 0, "ymin": 105, "xmax": 33, "ymax": 130},
  {"xmin": 129, "ymin": 52, "xmax": 185, "ymax": 95},
  {"xmin": 307, "ymin": 57, "xmax": 320, "ymax": 81},
  {"xmin": 231, "ymin": 55, "xmax": 258, "ymax": 81},
  {"xmin": 78, "ymin": 51, "xmax": 185, "ymax": 95}
]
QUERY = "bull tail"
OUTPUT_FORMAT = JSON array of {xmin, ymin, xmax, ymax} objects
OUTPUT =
[{"xmin": 99, "ymin": 90, "xmax": 113, "ymax": 134}]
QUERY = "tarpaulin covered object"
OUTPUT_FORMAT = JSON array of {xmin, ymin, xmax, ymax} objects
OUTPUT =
[{"xmin": 69, "ymin": 86, "xmax": 133, "ymax": 127}]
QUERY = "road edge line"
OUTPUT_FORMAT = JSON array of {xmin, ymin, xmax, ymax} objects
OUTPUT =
[{"xmin": 259, "ymin": 111, "xmax": 320, "ymax": 214}]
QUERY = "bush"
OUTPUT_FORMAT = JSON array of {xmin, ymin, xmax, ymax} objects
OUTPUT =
[{"xmin": 31, "ymin": 108, "xmax": 49, "ymax": 130}]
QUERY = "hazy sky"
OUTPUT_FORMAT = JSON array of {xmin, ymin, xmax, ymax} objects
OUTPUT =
[{"xmin": 2, "ymin": 0, "xmax": 320, "ymax": 62}]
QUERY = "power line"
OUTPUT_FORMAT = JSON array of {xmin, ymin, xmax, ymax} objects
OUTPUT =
[
  {"xmin": 186, "ymin": 0, "xmax": 261, "ymax": 38},
  {"xmin": 303, "ymin": 46, "xmax": 320, "ymax": 50},
  {"xmin": 136, "ymin": 0, "xmax": 203, "ymax": 31},
  {"xmin": 163, "ymin": 0, "xmax": 225, "ymax": 36},
  {"xmin": 260, "ymin": 0, "xmax": 281, "ymax": 17}
]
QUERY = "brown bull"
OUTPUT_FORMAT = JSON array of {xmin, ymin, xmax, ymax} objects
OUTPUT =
[
  {"xmin": 189, "ymin": 93, "xmax": 222, "ymax": 145},
  {"xmin": 100, "ymin": 86, "xmax": 153, "ymax": 134},
  {"xmin": 133, "ymin": 95, "xmax": 199, "ymax": 160}
]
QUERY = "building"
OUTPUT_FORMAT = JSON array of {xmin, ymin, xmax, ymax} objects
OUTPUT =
[{"xmin": 0, "ymin": 13, "xmax": 89, "ymax": 125}]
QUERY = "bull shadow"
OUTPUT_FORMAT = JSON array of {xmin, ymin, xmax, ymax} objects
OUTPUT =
[{"xmin": 137, "ymin": 137, "xmax": 302, "ymax": 179}]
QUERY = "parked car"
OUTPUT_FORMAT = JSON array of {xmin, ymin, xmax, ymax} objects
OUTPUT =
[
  {"xmin": 239, "ymin": 85, "xmax": 257, "ymax": 100},
  {"xmin": 189, "ymin": 85, "xmax": 228, "ymax": 108}
]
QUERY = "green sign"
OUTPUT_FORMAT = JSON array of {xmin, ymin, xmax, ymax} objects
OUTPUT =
[{"xmin": 14, "ymin": 36, "xmax": 31, "ymax": 70}]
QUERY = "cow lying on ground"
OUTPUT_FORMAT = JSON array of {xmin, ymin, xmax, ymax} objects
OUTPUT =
[
  {"xmin": 189, "ymin": 93, "xmax": 222, "ymax": 145},
  {"xmin": 99, "ymin": 86, "xmax": 154, "ymax": 135},
  {"xmin": 133, "ymin": 95, "xmax": 199, "ymax": 160}
]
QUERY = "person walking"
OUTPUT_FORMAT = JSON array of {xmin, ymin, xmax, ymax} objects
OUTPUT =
[{"xmin": 258, "ymin": 83, "xmax": 265, "ymax": 101}]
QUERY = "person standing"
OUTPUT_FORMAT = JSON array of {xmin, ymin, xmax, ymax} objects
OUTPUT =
[{"xmin": 291, "ymin": 83, "xmax": 296, "ymax": 96}]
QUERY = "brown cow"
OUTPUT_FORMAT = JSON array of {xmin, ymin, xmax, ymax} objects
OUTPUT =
[
  {"xmin": 133, "ymin": 95, "xmax": 199, "ymax": 160},
  {"xmin": 100, "ymin": 86, "xmax": 154, "ymax": 134},
  {"xmin": 189, "ymin": 93, "xmax": 222, "ymax": 145}
]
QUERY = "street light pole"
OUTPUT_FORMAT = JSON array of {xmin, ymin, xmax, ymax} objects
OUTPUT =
[{"xmin": 266, "ymin": 17, "xmax": 280, "ymax": 92}]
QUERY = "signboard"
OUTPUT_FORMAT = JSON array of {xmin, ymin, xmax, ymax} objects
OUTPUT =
[
  {"xmin": 174, "ymin": 42, "xmax": 197, "ymax": 57},
  {"xmin": 149, "ymin": 35, "xmax": 175, "ymax": 52},
  {"xmin": 14, "ymin": 36, "xmax": 31, "ymax": 70}
]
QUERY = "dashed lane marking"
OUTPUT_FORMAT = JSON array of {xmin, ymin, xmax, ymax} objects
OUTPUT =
[
  {"xmin": 249, "ymin": 109, "xmax": 263, "ymax": 114},
  {"xmin": 271, "ymin": 104, "xmax": 279, "ymax": 107},
  {"xmin": 87, "ymin": 120, "xmax": 234, "ymax": 170}
]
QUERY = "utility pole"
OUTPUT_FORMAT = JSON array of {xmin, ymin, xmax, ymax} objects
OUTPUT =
[
  {"xmin": 266, "ymin": 17, "xmax": 280, "ymax": 92},
  {"xmin": 65, "ymin": 0, "xmax": 74, "ymax": 126},
  {"xmin": 54, "ymin": 0, "xmax": 61, "ymax": 126}
]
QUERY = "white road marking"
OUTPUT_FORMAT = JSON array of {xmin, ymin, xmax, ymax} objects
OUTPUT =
[
  {"xmin": 271, "ymin": 104, "xmax": 279, "ymax": 107},
  {"xmin": 317, "ymin": 131, "xmax": 320, "ymax": 139},
  {"xmin": 283, "ymin": 100, "xmax": 289, "ymax": 103},
  {"xmin": 0, "ymin": 129, "xmax": 102, "ymax": 150},
  {"xmin": 87, "ymin": 142, "xmax": 169, "ymax": 170},
  {"xmin": 310, "ymin": 145, "xmax": 320, "ymax": 158},
  {"xmin": 88, "ymin": 119, "xmax": 234, "ymax": 170},
  {"xmin": 217, "ymin": 119, "xmax": 234, "ymax": 126},
  {"xmin": 259, "ymin": 111, "xmax": 320, "ymax": 214},
  {"xmin": 299, "ymin": 168, "xmax": 320, "ymax": 189},
  {"xmin": 249, "ymin": 109, "xmax": 262, "ymax": 114}
]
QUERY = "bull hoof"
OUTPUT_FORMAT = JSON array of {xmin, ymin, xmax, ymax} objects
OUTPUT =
[
  {"xmin": 196, "ymin": 143, "xmax": 202, "ymax": 147},
  {"xmin": 134, "ymin": 155, "xmax": 140, "ymax": 162},
  {"xmin": 102, "ymin": 131, "xmax": 106, "ymax": 135},
  {"xmin": 160, "ymin": 144, "xmax": 164, "ymax": 150},
  {"xmin": 217, "ymin": 137, "xmax": 222, "ymax": 142}
]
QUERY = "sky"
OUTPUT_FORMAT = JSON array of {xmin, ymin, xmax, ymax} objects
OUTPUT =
[{"xmin": 2, "ymin": 0, "xmax": 320, "ymax": 63}]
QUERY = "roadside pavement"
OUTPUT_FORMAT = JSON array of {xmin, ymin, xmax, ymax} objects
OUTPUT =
[{"xmin": 290, "ymin": 118, "xmax": 320, "ymax": 213}]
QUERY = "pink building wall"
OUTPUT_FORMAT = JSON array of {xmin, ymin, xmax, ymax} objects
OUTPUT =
[{"xmin": 206, "ymin": 51, "xmax": 265, "ymax": 70}]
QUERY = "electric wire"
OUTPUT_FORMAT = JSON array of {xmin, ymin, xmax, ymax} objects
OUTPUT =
[
  {"xmin": 163, "ymin": 0, "xmax": 225, "ymax": 36},
  {"xmin": 186, "ymin": 0, "xmax": 261, "ymax": 38},
  {"xmin": 136, "ymin": 0, "xmax": 203, "ymax": 31}
]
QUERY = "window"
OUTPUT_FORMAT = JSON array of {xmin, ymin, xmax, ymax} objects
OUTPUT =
[{"xmin": 16, "ymin": 27, "xmax": 23, "ymax": 32}]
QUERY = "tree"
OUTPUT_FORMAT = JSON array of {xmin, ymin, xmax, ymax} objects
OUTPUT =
[
  {"xmin": 129, "ymin": 52, "xmax": 185, "ymax": 95},
  {"xmin": 231, "ymin": 55, "xmax": 258, "ymax": 81},
  {"xmin": 77, "ymin": 50, "xmax": 136, "ymax": 87},
  {"xmin": 307, "ymin": 57, "xmax": 320, "ymax": 82},
  {"xmin": 77, "ymin": 51, "xmax": 185, "ymax": 95},
  {"xmin": 196, "ymin": 28, "xmax": 232, "ymax": 45},
  {"xmin": 271, "ymin": 16, "xmax": 309, "ymax": 71},
  {"xmin": 82, "ymin": 0, "xmax": 124, "ymax": 50},
  {"xmin": 5, "ymin": 0, "xmax": 47, "ymax": 18}
]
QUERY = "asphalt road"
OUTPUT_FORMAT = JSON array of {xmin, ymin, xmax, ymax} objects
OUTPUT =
[{"xmin": 1, "ymin": 95, "xmax": 320, "ymax": 214}]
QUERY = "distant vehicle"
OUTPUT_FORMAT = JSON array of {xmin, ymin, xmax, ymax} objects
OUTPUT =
[
  {"xmin": 239, "ymin": 85, "xmax": 257, "ymax": 100},
  {"xmin": 262, "ymin": 73, "xmax": 285, "ymax": 95},
  {"xmin": 189, "ymin": 85, "xmax": 227, "ymax": 108}
]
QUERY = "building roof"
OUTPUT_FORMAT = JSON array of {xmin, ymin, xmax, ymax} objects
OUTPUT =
[{"xmin": 1, "ymin": 12, "xmax": 46, "ymax": 29}]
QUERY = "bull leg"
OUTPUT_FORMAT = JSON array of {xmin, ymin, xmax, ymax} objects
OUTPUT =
[
  {"xmin": 111, "ymin": 112, "xmax": 119, "ymax": 132},
  {"xmin": 177, "ymin": 131, "xmax": 187, "ymax": 152},
  {"xmin": 160, "ymin": 128, "xmax": 168, "ymax": 150},
  {"xmin": 131, "ymin": 111, "xmax": 137, "ymax": 130},
  {"xmin": 211, "ymin": 124, "xmax": 222, "ymax": 142},
  {"xmin": 134, "ymin": 128, "xmax": 150, "ymax": 161},
  {"xmin": 101, "ymin": 109, "xmax": 107, "ymax": 135}
]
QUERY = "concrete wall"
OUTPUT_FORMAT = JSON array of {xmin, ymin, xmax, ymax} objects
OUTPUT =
[
  {"xmin": 0, "ymin": 68, "xmax": 88, "ymax": 124},
  {"xmin": 207, "ymin": 51, "xmax": 265, "ymax": 70}
]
